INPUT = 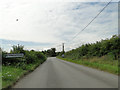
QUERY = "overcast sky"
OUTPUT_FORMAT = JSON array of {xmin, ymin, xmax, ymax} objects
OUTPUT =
[{"xmin": 0, "ymin": 0, "xmax": 118, "ymax": 52}]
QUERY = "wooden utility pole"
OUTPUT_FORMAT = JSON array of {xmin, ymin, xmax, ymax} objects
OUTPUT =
[
  {"xmin": 62, "ymin": 43, "xmax": 65, "ymax": 58},
  {"xmin": 62, "ymin": 43, "xmax": 64, "ymax": 53}
]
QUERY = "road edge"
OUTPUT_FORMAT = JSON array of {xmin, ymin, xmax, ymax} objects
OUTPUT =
[
  {"xmin": 2, "ymin": 60, "xmax": 46, "ymax": 90},
  {"xmin": 56, "ymin": 57, "xmax": 119, "ymax": 76}
]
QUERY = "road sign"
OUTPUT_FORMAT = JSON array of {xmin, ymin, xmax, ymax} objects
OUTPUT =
[
  {"xmin": 5, "ymin": 53, "xmax": 24, "ymax": 58},
  {"xmin": 62, "ymin": 54, "xmax": 64, "ymax": 58}
]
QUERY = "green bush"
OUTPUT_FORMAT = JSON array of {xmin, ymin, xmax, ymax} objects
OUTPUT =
[
  {"xmin": 64, "ymin": 35, "xmax": 120, "ymax": 61},
  {"xmin": 24, "ymin": 50, "xmax": 46, "ymax": 64},
  {"xmin": 2, "ymin": 45, "xmax": 47, "ymax": 66},
  {"xmin": 35, "ymin": 51, "xmax": 46, "ymax": 61},
  {"xmin": 25, "ymin": 50, "xmax": 37, "ymax": 64}
]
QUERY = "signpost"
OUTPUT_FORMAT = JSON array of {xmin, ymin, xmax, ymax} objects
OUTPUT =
[
  {"xmin": 5, "ymin": 53, "xmax": 24, "ymax": 58},
  {"xmin": 62, "ymin": 54, "xmax": 64, "ymax": 58}
]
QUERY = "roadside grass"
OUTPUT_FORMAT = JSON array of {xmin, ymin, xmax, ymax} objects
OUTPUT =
[
  {"xmin": 2, "ymin": 66, "xmax": 26, "ymax": 88},
  {"xmin": 2, "ymin": 60, "xmax": 45, "ymax": 89},
  {"xmin": 57, "ymin": 57, "xmax": 119, "ymax": 75},
  {"xmin": 0, "ymin": 72, "xmax": 2, "ymax": 89},
  {"xmin": 25, "ymin": 60, "xmax": 44, "ymax": 71}
]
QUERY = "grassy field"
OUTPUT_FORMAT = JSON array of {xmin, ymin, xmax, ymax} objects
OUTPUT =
[
  {"xmin": 2, "ymin": 60, "xmax": 45, "ymax": 89},
  {"xmin": 57, "ymin": 56, "xmax": 119, "ymax": 75}
]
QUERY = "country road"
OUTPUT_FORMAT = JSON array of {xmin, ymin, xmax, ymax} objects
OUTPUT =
[{"xmin": 13, "ymin": 57, "xmax": 118, "ymax": 88}]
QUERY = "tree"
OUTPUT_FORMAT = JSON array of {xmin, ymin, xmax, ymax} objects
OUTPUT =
[
  {"xmin": 63, "ymin": 35, "xmax": 120, "ymax": 60},
  {"xmin": 45, "ymin": 48, "xmax": 56, "ymax": 57},
  {"xmin": 10, "ymin": 44, "xmax": 25, "ymax": 54},
  {"xmin": 51, "ymin": 48, "xmax": 56, "ymax": 57}
]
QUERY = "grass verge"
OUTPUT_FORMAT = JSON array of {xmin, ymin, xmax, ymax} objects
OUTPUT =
[
  {"xmin": 0, "ymin": 72, "xmax": 2, "ymax": 89},
  {"xmin": 2, "ymin": 66, "xmax": 26, "ymax": 88},
  {"xmin": 2, "ymin": 60, "xmax": 46, "ymax": 89},
  {"xmin": 57, "ymin": 57, "xmax": 119, "ymax": 75}
]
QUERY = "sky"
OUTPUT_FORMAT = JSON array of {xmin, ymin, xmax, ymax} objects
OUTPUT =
[{"xmin": 0, "ymin": 0, "xmax": 119, "ymax": 52}]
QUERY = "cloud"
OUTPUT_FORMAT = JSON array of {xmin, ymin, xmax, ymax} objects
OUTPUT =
[
  {"xmin": 0, "ymin": 1, "xmax": 118, "ymax": 51},
  {"xmin": 0, "ymin": 39, "xmax": 53, "ymax": 52}
]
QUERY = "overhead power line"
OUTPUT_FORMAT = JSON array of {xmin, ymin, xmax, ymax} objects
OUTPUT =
[
  {"xmin": 55, "ymin": 0, "xmax": 112, "ymax": 51},
  {"xmin": 68, "ymin": 0, "xmax": 112, "ymax": 43}
]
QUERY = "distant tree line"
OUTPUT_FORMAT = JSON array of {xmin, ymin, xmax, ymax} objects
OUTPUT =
[
  {"xmin": 64, "ymin": 35, "xmax": 120, "ymax": 60},
  {"xmin": 41, "ymin": 48, "xmax": 65, "ymax": 57},
  {"xmin": 42, "ymin": 48, "xmax": 57, "ymax": 57}
]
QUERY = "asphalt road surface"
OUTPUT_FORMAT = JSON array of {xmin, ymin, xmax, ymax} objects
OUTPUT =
[{"xmin": 13, "ymin": 57, "xmax": 118, "ymax": 88}]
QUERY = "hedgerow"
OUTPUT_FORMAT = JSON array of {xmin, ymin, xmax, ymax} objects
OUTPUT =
[{"xmin": 64, "ymin": 35, "xmax": 120, "ymax": 60}]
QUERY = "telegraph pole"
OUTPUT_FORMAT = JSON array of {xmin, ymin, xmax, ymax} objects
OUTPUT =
[
  {"xmin": 62, "ymin": 43, "xmax": 64, "ymax": 53},
  {"xmin": 62, "ymin": 43, "xmax": 65, "ymax": 58}
]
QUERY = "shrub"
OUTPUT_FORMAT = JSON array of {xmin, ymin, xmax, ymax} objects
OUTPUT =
[
  {"xmin": 64, "ymin": 35, "xmax": 120, "ymax": 60},
  {"xmin": 2, "ymin": 45, "xmax": 47, "ymax": 66}
]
